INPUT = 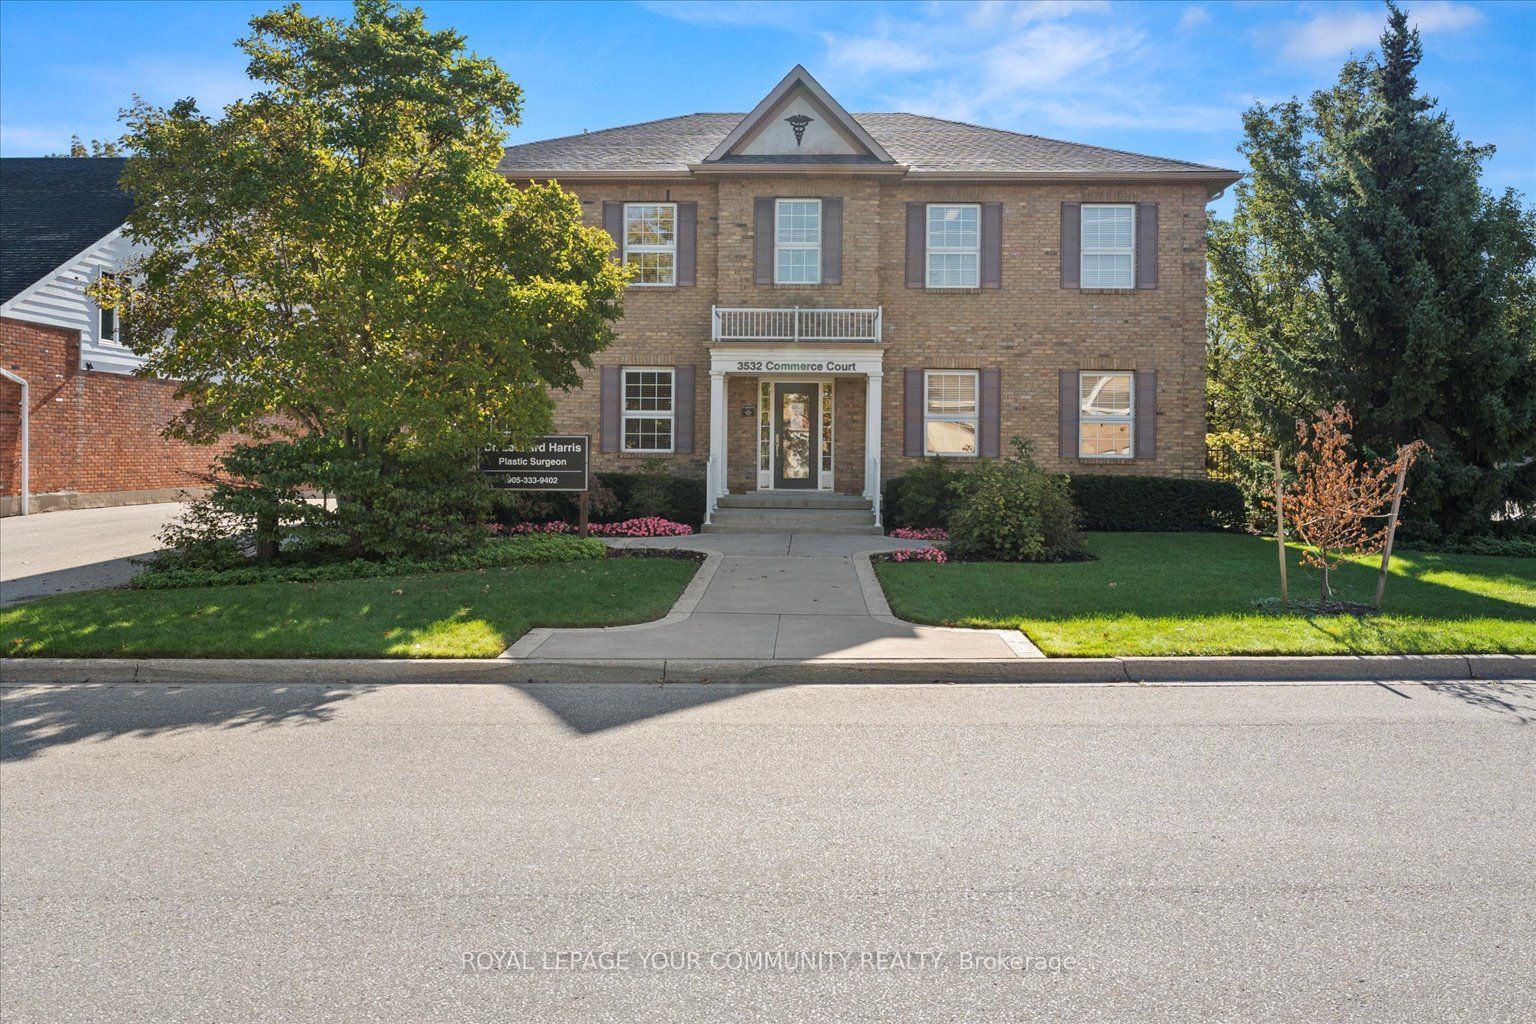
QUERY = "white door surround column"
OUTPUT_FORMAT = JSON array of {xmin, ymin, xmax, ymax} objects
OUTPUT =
[
  {"xmin": 706, "ymin": 370, "xmax": 728, "ymax": 523},
  {"xmin": 864, "ymin": 371, "xmax": 882, "ymax": 524}
]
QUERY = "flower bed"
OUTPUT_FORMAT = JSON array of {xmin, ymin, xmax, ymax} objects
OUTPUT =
[
  {"xmin": 496, "ymin": 517, "xmax": 694, "ymax": 538},
  {"xmin": 889, "ymin": 526, "xmax": 949, "ymax": 541},
  {"xmin": 883, "ymin": 546, "xmax": 948, "ymax": 564}
]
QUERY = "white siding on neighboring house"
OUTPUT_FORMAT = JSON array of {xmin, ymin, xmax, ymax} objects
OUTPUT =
[{"xmin": 0, "ymin": 228, "xmax": 151, "ymax": 376}]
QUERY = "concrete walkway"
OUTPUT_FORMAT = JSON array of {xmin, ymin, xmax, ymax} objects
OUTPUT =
[{"xmin": 504, "ymin": 533, "xmax": 1043, "ymax": 661}]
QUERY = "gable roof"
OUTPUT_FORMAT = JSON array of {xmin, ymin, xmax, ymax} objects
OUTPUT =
[
  {"xmin": 500, "ymin": 113, "xmax": 1239, "ymax": 183},
  {"xmin": 0, "ymin": 157, "xmax": 132, "ymax": 304},
  {"xmin": 703, "ymin": 65, "xmax": 894, "ymax": 165}
]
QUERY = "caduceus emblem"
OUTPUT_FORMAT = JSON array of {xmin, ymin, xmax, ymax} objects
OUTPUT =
[{"xmin": 785, "ymin": 114, "xmax": 813, "ymax": 146}]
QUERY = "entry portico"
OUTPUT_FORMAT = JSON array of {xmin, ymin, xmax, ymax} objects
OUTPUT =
[{"xmin": 704, "ymin": 304, "xmax": 883, "ymax": 526}]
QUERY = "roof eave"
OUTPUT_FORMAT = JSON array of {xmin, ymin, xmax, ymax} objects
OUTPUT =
[
  {"xmin": 904, "ymin": 168, "xmax": 1242, "ymax": 194},
  {"xmin": 499, "ymin": 169, "xmax": 695, "ymax": 181},
  {"xmin": 687, "ymin": 162, "xmax": 909, "ymax": 177}
]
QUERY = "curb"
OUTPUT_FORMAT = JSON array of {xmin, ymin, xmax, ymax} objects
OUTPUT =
[{"xmin": 3, "ymin": 654, "xmax": 1531, "ymax": 687}]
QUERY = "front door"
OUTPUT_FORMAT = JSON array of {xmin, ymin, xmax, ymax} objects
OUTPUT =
[{"xmin": 772, "ymin": 383, "xmax": 819, "ymax": 489}]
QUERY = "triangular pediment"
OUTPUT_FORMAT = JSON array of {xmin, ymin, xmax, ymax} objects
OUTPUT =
[{"xmin": 704, "ymin": 66, "xmax": 894, "ymax": 164}]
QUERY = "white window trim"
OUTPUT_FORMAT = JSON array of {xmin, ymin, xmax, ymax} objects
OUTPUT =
[
  {"xmin": 623, "ymin": 202, "xmax": 678, "ymax": 288},
  {"xmin": 774, "ymin": 198, "xmax": 822, "ymax": 285},
  {"xmin": 621, "ymin": 366, "xmax": 676, "ymax": 453},
  {"xmin": 1079, "ymin": 370, "xmax": 1135, "ymax": 460},
  {"xmin": 96, "ymin": 269, "xmax": 123, "ymax": 347},
  {"xmin": 925, "ymin": 203, "xmax": 981, "ymax": 289},
  {"xmin": 923, "ymin": 369, "xmax": 980, "ymax": 457},
  {"xmin": 1080, "ymin": 203, "xmax": 1136, "ymax": 290}
]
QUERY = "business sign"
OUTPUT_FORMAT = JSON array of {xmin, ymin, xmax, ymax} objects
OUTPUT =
[
  {"xmin": 481, "ymin": 435, "xmax": 589, "ymax": 491},
  {"xmin": 724, "ymin": 358, "xmax": 862, "ymax": 374}
]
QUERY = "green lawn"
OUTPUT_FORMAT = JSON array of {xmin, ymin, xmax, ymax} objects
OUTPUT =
[
  {"xmin": 875, "ymin": 533, "xmax": 1536, "ymax": 656},
  {"xmin": 1, "ymin": 558, "xmax": 698, "ymax": 658}
]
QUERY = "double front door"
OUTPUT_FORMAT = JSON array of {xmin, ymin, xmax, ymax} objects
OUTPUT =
[{"xmin": 772, "ymin": 382, "xmax": 819, "ymax": 490}]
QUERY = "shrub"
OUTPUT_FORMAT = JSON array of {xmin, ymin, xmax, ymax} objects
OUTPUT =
[
  {"xmin": 494, "ymin": 470, "xmax": 707, "ymax": 528},
  {"xmin": 947, "ymin": 441, "xmax": 1084, "ymax": 562},
  {"xmin": 882, "ymin": 458, "xmax": 976, "ymax": 529},
  {"xmin": 1207, "ymin": 430, "xmax": 1278, "ymax": 532},
  {"xmin": 1069, "ymin": 474, "xmax": 1245, "ymax": 532},
  {"xmin": 627, "ymin": 458, "xmax": 680, "ymax": 519},
  {"xmin": 157, "ymin": 436, "xmax": 493, "ymax": 569},
  {"xmin": 1407, "ymin": 536, "xmax": 1536, "ymax": 558},
  {"xmin": 134, "ymin": 534, "xmax": 604, "ymax": 590},
  {"xmin": 496, "ymin": 478, "xmax": 620, "ymax": 526}
]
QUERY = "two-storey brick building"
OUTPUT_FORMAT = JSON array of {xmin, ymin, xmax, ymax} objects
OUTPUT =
[{"xmin": 501, "ymin": 67, "xmax": 1240, "ymax": 531}]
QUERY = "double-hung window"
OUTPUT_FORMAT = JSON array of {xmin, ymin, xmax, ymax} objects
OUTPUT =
[
  {"xmin": 1079, "ymin": 371, "xmax": 1134, "ymax": 459},
  {"xmin": 623, "ymin": 203, "xmax": 677, "ymax": 286},
  {"xmin": 622, "ymin": 368, "xmax": 674, "ymax": 452},
  {"xmin": 926, "ymin": 204, "xmax": 980, "ymax": 288},
  {"xmin": 774, "ymin": 198, "xmax": 821, "ymax": 284},
  {"xmin": 1080, "ymin": 204, "xmax": 1135, "ymax": 289},
  {"xmin": 97, "ymin": 271, "xmax": 121, "ymax": 344},
  {"xmin": 924, "ymin": 370, "xmax": 978, "ymax": 456}
]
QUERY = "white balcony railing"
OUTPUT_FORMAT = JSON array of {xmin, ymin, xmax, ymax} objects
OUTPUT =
[{"xmin": 712, "ymin": 306, "xmax": 882, "ymax": 344}]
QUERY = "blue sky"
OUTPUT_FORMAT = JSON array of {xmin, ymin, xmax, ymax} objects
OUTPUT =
[{"xmin": 1, "ymin": 0, "xmax": 1532, "ymax": 217}]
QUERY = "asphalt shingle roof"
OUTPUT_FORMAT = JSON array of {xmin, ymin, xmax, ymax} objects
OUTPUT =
[
  {"xmin": 499, "ymin": 112, "xmax": 1233, "ymax": 176},
  {"xmin": 1, "ymin": 157, "xmax": 131, "ymax": 304}
]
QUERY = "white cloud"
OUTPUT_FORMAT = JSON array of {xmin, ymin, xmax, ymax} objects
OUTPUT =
[
  {"xmin": 639, "ymin": 1, "xmax": 817, "ymax": 30},
  {"xmin": 812, "ymin": 1, "xmax": 1222, "ymax": 133},
  {"xmin": 823, "ymin": 34, "xmax": 936, "ymax": 76},
  {"xmin": 1279, "ymin": 1, "xmax": 1484, "ymax": 61},
  {"xmin": 648, "ymin": 0, "xmax": 1239, "ymax": 136},
  {"xmin": 1177, "ymin": 5, "xmax": 1211, "ymax": 31}
]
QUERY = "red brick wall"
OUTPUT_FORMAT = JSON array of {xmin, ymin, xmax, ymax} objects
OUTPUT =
[{"xmin": 0, "ymin": 316, "xmax": 229, "ymax": 508}]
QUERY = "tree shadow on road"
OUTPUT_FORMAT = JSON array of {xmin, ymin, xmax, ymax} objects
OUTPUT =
[
  {"xmin": 0, "ymin": 683, "xmax": 372, "ymax": 762},
  {"xmin": 1424, "ymin": 680, "xmax": 1536, "ymax": 724}
]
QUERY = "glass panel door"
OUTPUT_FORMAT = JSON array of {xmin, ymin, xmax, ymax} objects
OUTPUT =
[{"xmin": 773, "ymin": 383, "xmax": 818, "ymax": 490}]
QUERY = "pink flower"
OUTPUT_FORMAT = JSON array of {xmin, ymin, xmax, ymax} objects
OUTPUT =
[
  {"xmin": 889, "ymin": 526, "xmax": 949, "ymax": 541},
  {"xmin": 495, "ymin": 517, "xmax": 694, "ymax": 538},
  {"xmin": 888, "ymin": 545, "xmax": 947, "ymax": 563}
]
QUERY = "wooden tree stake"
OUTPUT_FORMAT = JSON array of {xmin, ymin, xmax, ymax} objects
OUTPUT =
[
  {"xmin": 1375, "ymin": 458, "xmax": 1410, "ymax": 609},
  {"xmin": 1274, "ymin": 449, "xmax": 1288, "ymax": 604}
]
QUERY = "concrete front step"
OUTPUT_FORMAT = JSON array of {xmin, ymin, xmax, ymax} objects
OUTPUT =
[
  {"xmin": 716, "ymin": 492, "xmax": 872, "ymax": 510},
  {"xmin": 702, "ymin": 522, "xmax": 883, "ymax": 535},
  {"xmin": 705, "ymin": 506, "xmax": 881, "ymax": 534}
]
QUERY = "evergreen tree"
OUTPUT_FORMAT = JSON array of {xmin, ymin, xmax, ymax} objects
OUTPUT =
[{"xmin": 1209, "ymin": 2, "xmax": 1536, "ymax": 537}]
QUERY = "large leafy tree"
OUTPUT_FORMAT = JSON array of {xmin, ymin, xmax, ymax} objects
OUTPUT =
[
  {"xmin": 1208, "ymin": 3, "xmax": 1536, "ymax": 537},
  {"xmin": 105, "ymin": 0, "xmax": 626, "ymax": 460}
]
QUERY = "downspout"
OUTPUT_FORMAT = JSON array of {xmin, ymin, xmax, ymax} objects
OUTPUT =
[{"xmin": 0, "ymin": 367, "xmax": 28, "ymax": 515}]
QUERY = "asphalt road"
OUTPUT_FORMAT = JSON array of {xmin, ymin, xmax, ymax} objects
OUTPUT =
[{"xmin": 2, "ymin": 679, "xmax": 1533, "ymax": 1023}]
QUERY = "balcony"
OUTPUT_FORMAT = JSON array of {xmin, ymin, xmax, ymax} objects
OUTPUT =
[{"xmin": 711, "ymin": 306, "xmax": 882, "ymax": 344}]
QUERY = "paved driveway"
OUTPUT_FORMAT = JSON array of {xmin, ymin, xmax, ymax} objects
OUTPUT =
[
  {"xmin": 0, "ymin": 503, "xmax": 186, "ymax": 605},
  {"xmin": 2, "ymin": 680, "xmax": 1533, "ymax": 1022}
]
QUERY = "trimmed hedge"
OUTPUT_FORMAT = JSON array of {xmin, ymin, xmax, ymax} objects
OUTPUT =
[
  {"xmin": 1068, "ymin": 475, "xmax": 1245, "ymax": 532},
  {"xmin": 882, "ymin": 462, "xmax": 1244, "ymax": 533},
  {"xmin": 598, "ymin": 471, "xmax": 707, "ymax": 527},
  {"xmin": 496, "ymin": 471, "xmax": 707, "ymax": 529},
  {"xmin": 132, "ymin": 533, "xmax": 606, "ymax": 590}
]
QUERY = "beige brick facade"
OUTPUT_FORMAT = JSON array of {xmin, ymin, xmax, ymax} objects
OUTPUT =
[
  {"xmin": 541, "ymin": 175, "xmax": 1213, "ymax": 494},
  {"xmin": 514, "ymin": 69, "xmax": 1230, "ymax": 514}
]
